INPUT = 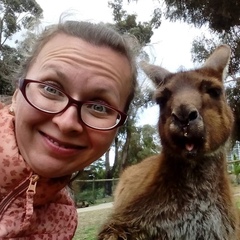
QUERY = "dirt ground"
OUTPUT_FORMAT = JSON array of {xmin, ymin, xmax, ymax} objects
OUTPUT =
[{"xmin": 233, "ymin": 185, "xmax": 240, "ymax": 195}]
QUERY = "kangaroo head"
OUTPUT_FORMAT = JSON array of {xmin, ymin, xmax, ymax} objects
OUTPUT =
[{"xmin": 141, "ymin": 45, "xmax": 234, "ymax": 160}]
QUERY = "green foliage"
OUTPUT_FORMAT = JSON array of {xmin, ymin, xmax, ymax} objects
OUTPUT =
[
  {"xmin": 0, "ymin": 44, "xmax": 24, "ymax": 94},
  {"xmin": 231, "ymin": 155, "xmax": 240, "ymax": 184},
  {"xmin": 88, "ymin": 159, "xmax": 106, "ymax": 179},
  {"xmin": 0, "ymin": 0, "xmax": 43, "ymax": 94},
  {"xmin": 116, "ymin": 124, "xmax": 160, "ymax": 170},
  {"xmin": 226, "ymin": 80, "xmax": 240, "ymax": 142},
  {"xmin": 0, "ymin": 0, "xmax": 43, "ymax": 40},
  {"xmin": 108, "ymin": 0, "xmax": 161, "ymax": 45},
  {"xmin": 75, "ymin": 188, "xmax": 96, "ymax": 204},
  {"xmin": 164, "ymin": 0, "xmax": 240, "ymax": 33},
  {"xmin": 72, "ymin": 158, "xmax": 116, "ymax": 202},
  {"xmin": 233, "ymin": 162, "xmax": 240, "ymax": 177},
  {"xmin": 127, "ymin": 124, "xmax": 160, "ymax": 165},
  {"xmin": 191, "ymin": 31, "xmax": 240, "ymax": 75},
  {"xmin": 74, "ymin": 182, "xmax": 114, "ymax": 204}
]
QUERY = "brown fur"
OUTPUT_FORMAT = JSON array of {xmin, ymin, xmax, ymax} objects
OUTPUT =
[{"xmin": 98, "ymin": 45, "xmax": 240, "ymax": 240}]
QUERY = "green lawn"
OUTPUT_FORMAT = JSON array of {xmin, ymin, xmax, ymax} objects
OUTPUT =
[
  {"xmin": 235, "ymin": 195, "xmax": 240, "ymax": 208},
  {"xmin": 74, "ymin": 225, "xmax": 97, "ymax": 240},
  {"xmin": 73, "ymin": 208, "xmax": 112, "ymax": 240}
]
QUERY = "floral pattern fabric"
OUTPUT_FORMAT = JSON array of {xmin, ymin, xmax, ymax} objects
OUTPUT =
[{"xmin": 0, "ymin": 106, "xmax": 78, "ymax": 239}]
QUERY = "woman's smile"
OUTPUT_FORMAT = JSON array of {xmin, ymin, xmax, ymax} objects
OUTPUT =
[
  {"xmin": 41, "ymin": 131, "xmax": 86, "ymax": 156},
  {"xmin": 43, "ymin": 132, "xmax": 85, "ymax": 149}
]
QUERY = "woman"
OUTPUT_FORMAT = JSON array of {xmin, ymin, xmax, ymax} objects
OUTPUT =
[{"xmin": 0, "ymin": 19, "xmax": 137, "ymax": 239}]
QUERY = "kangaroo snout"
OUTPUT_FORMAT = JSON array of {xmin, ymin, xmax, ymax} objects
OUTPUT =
[{"xmin": 172, "ymin": 105, "xmax": 199, "ymax": 126}]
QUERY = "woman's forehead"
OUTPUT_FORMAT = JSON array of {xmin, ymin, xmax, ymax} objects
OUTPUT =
[{"xmin": 26, "ymin": 33, "xmax": 132, "ymax": 108}]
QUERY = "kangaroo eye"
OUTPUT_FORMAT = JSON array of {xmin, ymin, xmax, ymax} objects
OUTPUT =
[
  {"xmin": 207, "ymin": 88, "xmax": 222, "ymax": 99},
  {"xmin": 155, "ymin": 88, "xmax": 171, "ymax": 108},
  {"xmin": 156, "ymin": 96, "xmax": 168, "ymax": 108},
  {"xmin": 201, "ymin": 80, "xmax": 222, "ymax": 99}
]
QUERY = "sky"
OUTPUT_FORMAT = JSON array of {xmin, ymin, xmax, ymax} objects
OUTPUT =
[
  {"xmin": 36, "ymin": 0, "xmax": 205, "ymax": 126},
  {"xmin": 36, "ymin": 0, "xmax": 203, "ymax": 71}
]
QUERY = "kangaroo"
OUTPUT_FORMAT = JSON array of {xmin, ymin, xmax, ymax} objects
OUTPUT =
[{"xmin": 98, "ymin": 45, "xmax": 240, "ymax": 240}]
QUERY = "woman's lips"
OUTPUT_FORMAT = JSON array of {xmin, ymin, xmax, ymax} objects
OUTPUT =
[{"xmin": 41, "ymin": 132, "xmax": 85, "ymax": 150}]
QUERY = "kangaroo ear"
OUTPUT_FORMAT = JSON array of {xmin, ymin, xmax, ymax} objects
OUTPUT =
[
  {"xmin": 139, "ymin": 61, "xmax": 172, "ymax": 87},
  {"xmin": 203, "ymin": 44, "xmax": 231, "ymax": 81}
]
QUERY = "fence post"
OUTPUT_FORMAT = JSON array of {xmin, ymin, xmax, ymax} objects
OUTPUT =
[
  {"xmin": 112, "ymin": 178, "xmax": 115, "ymax": 192},
  {"xmin": 92, "ymin": 178, "xmax": 96, "ymax": 202}
]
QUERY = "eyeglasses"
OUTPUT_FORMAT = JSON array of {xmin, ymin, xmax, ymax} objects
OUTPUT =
[{"xmin": 19, "ymin": 79, "xmax": 128, "ymax": 130}]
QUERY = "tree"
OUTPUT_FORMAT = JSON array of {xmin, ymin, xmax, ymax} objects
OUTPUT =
[
  {"xmin": 109, "ymin": 0, "xmax": 161, "ymax": 45},
  {"xmin": 127, "ymin": 124, "xmax": 160, "ymax": 164},
  {"xmin": 232, "ymin": 154, "xmax": 240, "ymax": 184},
  {"xmin": 0, "ymin": 45, "xmax": 20, "ymax": 94},
  {"xmin": 0, "ymin": 0, "xmax": 43, "ymax": 94},
  {"xmin": 225, "ymin": 78, "xmax": 240, "ymax": 142},
  {"xmin": 102, "ymin": 0, "xmax": 162, "ymax": 179},
  {"xmin": 163, "ymin": 0, "xmax": 240, "ymax": 33},
  {"xmin": 115, "ymin": 85, "xmax": 155, "ymax": 173}
]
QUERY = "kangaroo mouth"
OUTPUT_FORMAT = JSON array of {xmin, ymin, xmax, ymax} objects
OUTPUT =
[
  {"xmin": 183, "ymin": 142, "xmax": 198, "ymax": 158},
  {"xmin": 185, "ymin": 143, "xmax": 195, "ymax": 152},
  {"xmin": 171, "ymin": 134, "xmax": 205, "ymax": 159}
]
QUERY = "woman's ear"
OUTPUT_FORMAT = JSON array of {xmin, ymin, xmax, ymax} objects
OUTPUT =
[
  {"xmin": 9, "ymin": 89, "xmax": 19, "ymax": 115},
  {"xmin": 12, "ymin": 89, "xmax": 19, "ymax": 103}
]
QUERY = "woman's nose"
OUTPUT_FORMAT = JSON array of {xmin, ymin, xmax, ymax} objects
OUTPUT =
[{"xmin": 52, "ymin": 106, "xmax": 84, "ymax": 134}]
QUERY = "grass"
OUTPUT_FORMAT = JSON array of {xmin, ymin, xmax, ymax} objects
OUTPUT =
[
  {"xmin": 74, "ymin": 225, "xmax": 96, "ymax": 240},
  {"xmin": 234, "ymin": 194, "xmax": 240, "ymax": 209},
  {"xmin": 73, "ymin": 208, "xmax": 112, "ymax": 240}
]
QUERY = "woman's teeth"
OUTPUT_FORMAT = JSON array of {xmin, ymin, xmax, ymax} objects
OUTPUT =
[{"xmin": 47, "ymin": 136, "xmax": 69, "ymax": 149}]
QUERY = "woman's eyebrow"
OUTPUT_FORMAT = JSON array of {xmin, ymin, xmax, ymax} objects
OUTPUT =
[
  {"xmin": 42, "ymin": 64, "xmax": 68, "ymax": 81},
  {"xmin": 42, "ymin": 64, "xmax": 119, "ymax": 99}
]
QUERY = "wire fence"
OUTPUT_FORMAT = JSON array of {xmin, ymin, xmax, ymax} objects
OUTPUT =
[{"xmin": 72, "ymin": 178, "xmax": 119, "ymax": 207}]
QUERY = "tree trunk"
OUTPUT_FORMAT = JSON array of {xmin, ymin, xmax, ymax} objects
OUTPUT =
[
  {"xmin": 104, "ymin": 149, "xmax": 112, "ymax": 196},
  {"xmin": 119, "ymin": 127, "xmax": 131, "ymax": 173},
  {"xmin": 111, "ymin": 136, "xmax": 119, "ymax": 177}
]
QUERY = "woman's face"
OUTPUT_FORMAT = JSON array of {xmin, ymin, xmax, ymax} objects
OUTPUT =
[{"xmin": 12, "ymin": 33, "xmax": 132, "ymax": 178}]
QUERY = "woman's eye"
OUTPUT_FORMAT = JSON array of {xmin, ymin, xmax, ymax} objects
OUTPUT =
[
  {"xmin": 85, "ymin": 103, "xmax": 116, "ymax": 117},
  {"xmin": 92, "ymin": 104, "xmax": 107, "ymax": 113},
  {"xmin": 39, "ymin": 84, "xmax": 65, "ymax": 98},
  {"xmin": 44, "ymin": 86, "xmax": 59, "ymax": 95}
]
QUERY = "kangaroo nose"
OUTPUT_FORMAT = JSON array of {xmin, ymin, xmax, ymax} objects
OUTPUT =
[{"xmin": 172, "ymin": 107, "xmax": 199, "ymax": 125}]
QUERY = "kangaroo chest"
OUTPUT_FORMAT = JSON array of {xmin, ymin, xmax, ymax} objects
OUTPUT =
[{"xmin": 133, "ymin": 186, "xmax": 236, "ymax": 240}]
